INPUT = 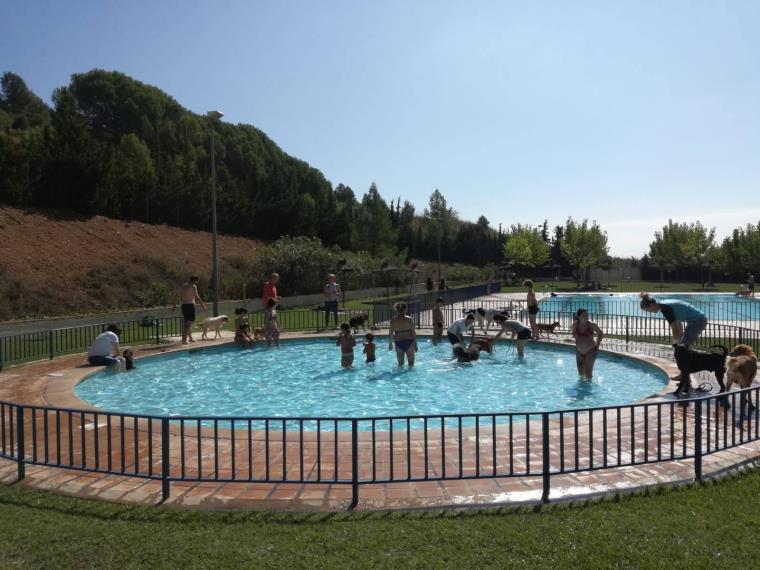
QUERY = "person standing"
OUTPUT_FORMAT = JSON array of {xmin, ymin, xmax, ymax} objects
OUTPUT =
[
  {"xmin": 323, "ymin": 273, "xmax": 342, "ymax": 329},
  {"xmin": 432, "ymin": 297, "xmax": 445, "ymax": 344},
  {"xmin": 388, "ymin": 302, "xmax": 418, "ymax": 367},
  {"xmin": 749, "ymin": 274, "xmax": 756, "ymax": 297},
  {"xmin": 571, "ymin": 309, "xmax": 604, "ymax": 380},
  {"xmin": 639, "ymin": 293, "xmax": 707, "ymax": 346},
  {"xmin": 175, "ymin": 276, "xmax": 206, "ymax": 345},
  {"xmin": 524, "ymin": 279, "xmax": 540, "ymax": 340},
  {"xmin": 262, "ymin": 273, "xmax": 281, "ymax": 308}
]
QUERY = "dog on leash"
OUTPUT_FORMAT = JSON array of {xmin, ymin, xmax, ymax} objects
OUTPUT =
[
  {"xmin": 349, "ymin": 313, "xmax": 368, "ymax": 333},
  {"xmin": 453, "ymin": 343, "xmax": 481, "ymax": 362},
  {"xmin": 536, "ymin": 321, "xmax": 561, "ymax": 337},
  {"xmin": 470, "ymin": 337, "xmax": 495, "ymax": 354},
  {"xmin": 465, "ymin": 308, "xmax": 511, "ymax": 334},
  {"xmin": 198, "ymin": 315, "xmax": 229, "ymax": 340},
  {"xmin": 725, "ymin": 344, "xmax": 758, "ymax": 422},
  {"xmin": 672, "ymin": 344, "xmax": 728, "ymax": 396},
  {"xmin": 123, "ymin": 349, "xmax": 135, "ymax": 370}
]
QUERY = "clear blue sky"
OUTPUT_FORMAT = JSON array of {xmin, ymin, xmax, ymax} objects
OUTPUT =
[{"xmin": 4, "ymin": 0, "xmax": 760, "ymax": 256}]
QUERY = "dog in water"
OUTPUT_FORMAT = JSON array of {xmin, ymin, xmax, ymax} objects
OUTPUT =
[
  {"xmin": 198, "ymin": 315, "xmax": 229, "ymax": 340},
  {"xmin": 672, "ymin": 343, "xmax": 727, "ymax": 396},
  {"xmin": 453, "ymin": 343, "xmax": 481, "ymax": 362},
  {"xmin": 470, "ymin": 338, "xmax": 495, "ymax": 354},
  {"xmin": 535, "ymin": 321, "xmax": 561, "ymax": 338},
  {"xmin": 349, "ymin": 313, "xmax": 368, "ymax": 333},
  {"xmin": 725, "ymin": 344, "xmax": 758, "ymax": 422},
  {"xmin": 123, "ymin": 349, "xmax": 135, "ymax": 371},
  {"xmin": 465, "ymin": 308, "xmax": 511, "ymax": 334}
]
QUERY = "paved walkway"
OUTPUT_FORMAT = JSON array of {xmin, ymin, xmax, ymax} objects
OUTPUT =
[{"xmin": 1, "ymin": 327, "xmax": 759, "ymax": 511}]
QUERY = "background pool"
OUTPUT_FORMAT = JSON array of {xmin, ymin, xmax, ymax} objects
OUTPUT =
[
  {"xmin": 540, "ymin": 293, "xmax": 758, "ymax": 321},
  {"xmin": 76, "ymin": 339, "xmax": 667, "ymax": 423}
]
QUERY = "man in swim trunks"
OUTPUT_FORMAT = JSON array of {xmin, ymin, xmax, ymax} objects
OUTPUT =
[
  {"xmin": 432, "ymin": 297, "xmax": 445, "ymax": 344},
  {"xmin": 175, "ymin": 276, "xmax": 206, "ymax": 345},
  {"xmin": 447, "ymin": 314, "xmax": 475, "ymax": 346}
]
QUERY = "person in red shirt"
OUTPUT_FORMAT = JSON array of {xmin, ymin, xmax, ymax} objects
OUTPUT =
[{"xmin": 262, "ymin": 273, "xmax": 281, "ymax": 308}]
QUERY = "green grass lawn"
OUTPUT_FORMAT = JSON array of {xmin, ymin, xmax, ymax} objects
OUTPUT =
[{"xmin": 1, "ymin": 469, "xmax": 759, "ymax": 568}]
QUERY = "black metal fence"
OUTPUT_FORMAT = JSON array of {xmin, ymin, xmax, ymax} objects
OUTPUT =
[{"xmin": 2, "ymin": 387, "xmax": 759, "ymax": 508}]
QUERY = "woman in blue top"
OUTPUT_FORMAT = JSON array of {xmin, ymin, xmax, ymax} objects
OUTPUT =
[{"xmin": 639, "ymin": 292, "xmax": 707, "ymax": 346}]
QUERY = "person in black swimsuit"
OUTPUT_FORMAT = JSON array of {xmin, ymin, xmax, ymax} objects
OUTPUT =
[
  {"xmin": 388, "ymin": 302, "xmax": 417, "ymax": 367},
  {"xmin": 524, "ymin": 279, "xmax": 540, "ymax": 340}
]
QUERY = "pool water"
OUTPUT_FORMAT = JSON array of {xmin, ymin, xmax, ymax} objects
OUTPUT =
[
  {"xmin": 541, "ymin": 293, "xmax": 758, "ymax": 321},
  {"xmin": 76, "ymin": 339, "xmax": 667, "ymax": 423}
]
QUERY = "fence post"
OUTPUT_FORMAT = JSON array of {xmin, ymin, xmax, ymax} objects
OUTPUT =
[
  {"xmin": 48, "ymin": 330, "xmax": 54, "ymax": 360},
  {"xmin": 694, "ymin": 399, "xmax": 703, "ymax": 483},
  {"xmin": 625, "ymin": 316, "xmax": 630, "ymax": 343},
  {"xmin": 161, "ymin": 417, "xmax": 171, "ymax": 502},
  {"xmin": 16, "ymin": 405, "xmax": 25, "ymax": 481},
  {"xmin": 155, "ymin": 319, "xmax": 160, "ymax": 345},
  {"xmin": 349, "ymin": 418, "xmax": 359, "ymax": 510},
  {"xmin": 541, "ymin": 413, "xmax": 551, "ymax": 504},
  {"xmin": 0, "ymin": 337, "xmax": 4, "ymax": 372}
]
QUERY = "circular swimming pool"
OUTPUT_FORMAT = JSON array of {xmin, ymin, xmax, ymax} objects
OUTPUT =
[{"xmin": 75, "ymin": 338, "xmax": 667, "ymax": 421}]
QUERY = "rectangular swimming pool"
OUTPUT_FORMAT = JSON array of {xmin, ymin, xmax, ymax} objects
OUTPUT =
[{"xmin": 539, "ymin": 293, "xmax": 759, "ymax": 322}]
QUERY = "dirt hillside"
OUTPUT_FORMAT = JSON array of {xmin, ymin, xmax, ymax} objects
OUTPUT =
[{"xmin": 0, "ymin": 207, "xmax": 259, "ymax": 320}]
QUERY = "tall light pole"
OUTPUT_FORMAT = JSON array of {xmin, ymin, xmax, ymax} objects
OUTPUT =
[{"xmin": 207, "ymin": 110, "xmax": 224, "ymax": 317}]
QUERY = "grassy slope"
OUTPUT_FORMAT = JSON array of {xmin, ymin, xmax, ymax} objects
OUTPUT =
[{"xmin": 0, "ymin": 469, "xmax": 758, "ymax": 568}]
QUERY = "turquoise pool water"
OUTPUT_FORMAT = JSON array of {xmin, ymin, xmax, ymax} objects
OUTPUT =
[
  {"xmin": 75, "ymin": 339, "xmax": 667, "ymax": 424},
  {"xmin": 540, "ymin": 293, "xmax": 758, "ymax": 321}
]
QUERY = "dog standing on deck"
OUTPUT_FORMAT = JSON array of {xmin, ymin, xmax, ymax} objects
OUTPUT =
[
  {"xmin": 349, "ymin": 313, "xmax": 368, "ymax": 334},
  {"xmin": 535, "ymin": 321, "xmax": 561, "ymax": 338},
  {"xmin": 198, "ymin": 315, "xmax": 229, "ymax": 340},
  {"xmin": 672, "ymin": 343, "xmax": 727, "ymax": 396},
  {"xmin": 725, "ymin": 344, "xmax": 758, "ymax": 423}
]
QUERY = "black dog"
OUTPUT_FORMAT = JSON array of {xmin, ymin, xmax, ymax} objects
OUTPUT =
[
  {"xmin": 453, "ymin": 343, "xmax": 481, "ymax": 362},
  {"xmin": 123, "ymin": 349, "xmax": 135, "ymax": 370},
  {"xmin": 672, "ymin": 344, "xmax": 727, "ymax": 397},
  {"xmin": 349, "ymin": 313, "xmax": 368, "ymax": 333}
]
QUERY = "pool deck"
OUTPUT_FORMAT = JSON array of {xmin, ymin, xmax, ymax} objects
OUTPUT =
[{"xmin": 2, "ymin": 324, "xmax": 760, "ymax": 512}]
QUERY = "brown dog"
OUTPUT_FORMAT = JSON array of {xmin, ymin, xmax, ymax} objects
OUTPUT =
[
  {"xmin": 726, "ymin": 344, "xmax": 758, "ymax": 423},
  {"xmin": 252, "ymin": 327, "xmax": 265, "ymax": 341},
  {"xmin": 536, "ymin": 321, "xmax": 561, "ymax": 337},
  {"xmin": 470, "ymin": 338, "xmax": 495, "ymax": 354}
]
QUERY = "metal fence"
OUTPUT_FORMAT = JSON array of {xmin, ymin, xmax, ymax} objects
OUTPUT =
[{"xmin": 1, "ymin": 387, "xmax": 759, "ymax": 508}]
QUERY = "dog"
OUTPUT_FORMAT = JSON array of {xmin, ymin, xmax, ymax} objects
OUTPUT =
[
  {"xmin": 725, "ymin": 344, "xmax": 758, "ymax": 423},
  {"xmin": 198, "ymin": 315, "xmax": 229, "ymax": 340},
  {"xmin": 123, "ymin": 349, "xmax": 135, "ymax": 370},
  {"xmin": 453, "ymin": 343, "xmax": 481, "ymax": 362},
  {"xmin": 672, "ymin": 343, "xmax": 728, "ymax": 397},
  {"xmin": 536, "ymin": 321, "xmax": 561, "ymax": 337},
  {"xmin": 735, "ymin": 289, "xmax": 753, "ymax": 298},
  {"xmin": 470, "ymin": 337, "xmax": 495, "ymax": 354},
  {"xmin": 349, "ymin": 313, "xmax": 368, "ymax": 333},
  {"xmin": 465, "ymin": 308, "xmax": 511, "ymax": 334},
  {"xmin": 252, "ymin": 327, "xmax": 265, "ymax": 341}
]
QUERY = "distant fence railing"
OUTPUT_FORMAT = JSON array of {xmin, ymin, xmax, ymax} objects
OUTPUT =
[{"xmin": 1, "ymin": 387, "xmax": 759, "ymax": 508}]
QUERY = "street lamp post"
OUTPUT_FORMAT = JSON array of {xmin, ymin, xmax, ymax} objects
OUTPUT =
[{"xmin": 207, "ymin": 110, "xmax": 224, "ymax": 317}]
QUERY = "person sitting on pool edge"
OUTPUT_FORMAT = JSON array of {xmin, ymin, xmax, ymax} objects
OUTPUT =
[
  {"xmin": 639, "ymin": 293, "xmax": 707, "ymax": 347},
  {"xmin": 87, "ymin": 324, "xmax": 125, "ymax": 370},
  {"xmin": 572, "ymin": 309, "xmax": 603, "ymax": 380},
  {"xmin": 233, "ymin": 307, "xmax": 255, "ymax": 347},
  {"xmin": 491, "ymin": 314, "xmax": 532, "ymax": 357},
  {"xmin": 447, "ymin": 313, "xmax": 475, "ymax": 346},
  {"xmin": 388, "ymin": 302, "xmax": 418, "ymax": 367}
]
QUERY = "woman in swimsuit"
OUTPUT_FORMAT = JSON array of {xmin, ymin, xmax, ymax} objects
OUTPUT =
[
  {"xmin": 234, "ymin": 307, "xmax": 255, "ymax": 347},
  {"xmin": 524, "ymin": 279, "xmax": 540, "ymax": 340},
  {"xmin": 572, "ymin": 309, "xmax": 603, "ymax": 380},
  {"xmin": 336, "ymin": 323, "xmax": 356, "ymax": 368},
  {"xmin": 264, "ymin": 298, "xmax": 280, "ymax": 348},
  {"xmin": 388, "ymin": 302, "xmax": 417, "ymax": 367},
  {"xmin": 492, "ymin": 314, "xmax": 532, "ymax": 357},
  {"xmin": 432, "ymin": 297, "xmax": 445, "ymax": 345}
]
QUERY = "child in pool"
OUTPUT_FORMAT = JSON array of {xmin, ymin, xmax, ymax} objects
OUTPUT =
[
  {"xmin": 363, "ymin": 332, "xmax": 376, "ymax": 363},
  {"xmin": 234, "ymin": 307, "xmax": 255, "ymax": 347},
  {"xmin": 336, "ymin": 323, "xmax": 356, "ymax": 368},
  {"xmin": 432, "ymin": 297, "xmax": 445, "ymax": 344},
  {"xmin": 264, "ymin": 298, "xmax": 280, "ymax": 347}
]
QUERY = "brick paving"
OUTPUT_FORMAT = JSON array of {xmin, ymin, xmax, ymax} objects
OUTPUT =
[{"xmin": 1, "ymin": 330, "xmax": 759, "ymax": 512}]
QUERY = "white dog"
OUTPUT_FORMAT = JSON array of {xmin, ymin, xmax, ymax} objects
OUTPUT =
[
  {"xmin": 464, "ymin": 308, "xmax": 510, "ymax": 334},
  {"xmin": 198, "ymin": 315, "xmax": 229, "ymax": 340}
]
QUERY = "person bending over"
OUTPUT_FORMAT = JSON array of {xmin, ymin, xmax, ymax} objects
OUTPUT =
[
  {"xmin": 492, "ymin": 314, "xmax": 532, "ymax": 357},
  {"xmin": 87, "ymin": 324, "xmax": 124, "ymax": 370}
]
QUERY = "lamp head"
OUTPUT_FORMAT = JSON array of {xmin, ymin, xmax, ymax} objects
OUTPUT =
[{"xmin": 206, "ymin": 110, "xmax": 224, "ymax": 121}]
